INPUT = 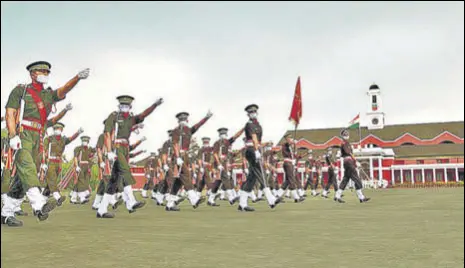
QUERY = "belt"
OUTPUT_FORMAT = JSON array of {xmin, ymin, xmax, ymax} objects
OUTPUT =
[
  {"xmin": 245, "ymin": 142, "xmax": 254, "ymax": 147},
  {"xmin": 50, "ymin": 159, "xmax": 61, "ymax": 164},
  {"xmin": 21, "ymin": 120, "xmax": 43, "ymax": 132},
  {"xmin": 284, "ymin": 158, "xmax": 293, "ymax": 163},
  {"xmin": 220, "ymin": 155, "xmax": 227, "ymax": 159},
  {"xmin": 115, "ymin": 139, "xmax": 129, "ymax": 146},
  {"xmin": 80, "ymin": 161, "xmax": 89, "ymax": 164},
  {"xmin": 49, "ymin": 156, "xmax": 61, "ymax": 160}
]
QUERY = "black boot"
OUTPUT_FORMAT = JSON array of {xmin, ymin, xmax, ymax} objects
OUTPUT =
[
  {"xmin": 193, "ymin": 196, "xmax": 206, "ymax": 209},
  {"xmin": 14, "ymin": 210, "xmax": 28, "ymax": 217},
  {"xmin": 270, "ymin": 197, "xmax": 283, "ymax": 209},
  {"xmin": 112, "ymin": 199, "xmax": 124, "ymax": 210},
  {"xmin": 57, "ymin": 196, "xmax": 67, "ymax": 207},
  {"xmin": 97, "ymin": 212, "xmax": 115, "ymax": 218},
  {"xmin": 165, "ymin": 206, "xmax": 180, "ymax": 212},
  {"xmin": 334, "ymin": 197, "xmax": 346, "ymax": 204},
  {"xmin": 238, "ymin": 206, "xmax": 255, "ymax": 212},
  {"xmin": 207, "ymin": 202, "xmax": 220, "ymax": 207},
  {"xmin": 360, "ymin": 198, "xmax": 371, "ymax": 203},
  {"xmin": 1, "ymin": 216, "xmax": 23, "ymax": 227}
]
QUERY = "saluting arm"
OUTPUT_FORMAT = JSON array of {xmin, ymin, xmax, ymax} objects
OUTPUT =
[
  {"xmin": 57, "ymin": 76, "xmax": 80, "ymax": 100},
  {"xmin": 130, "ymin": 150, "xmax": 144, "ymax": 159},
  {"xmin": 48, "ymin": 107, "xmax": 69, "ymax": 126},
  {"xmin": 136, "ymin": 99, "xmax": 163, "ymax": 122},
  {"xmin": 68, "ymin": 130, "xmax": 81, "ymax": 143},
  {"xmin": 191, "ymin": 111, "xmax": 213, "ymax": 134},
  {"xmin": 232, "ymin": 128, "xmax": 245, "ymax": 141}
]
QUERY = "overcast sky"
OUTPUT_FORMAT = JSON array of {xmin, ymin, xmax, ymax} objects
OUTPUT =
[{"xmin": 1, "ymin": 2, "xmax": 464, "ymax": 161}]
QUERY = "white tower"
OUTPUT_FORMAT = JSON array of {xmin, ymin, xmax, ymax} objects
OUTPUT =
[{"xmin": 366, "ymin": 83, "xmax": 385, "ymax": 130}]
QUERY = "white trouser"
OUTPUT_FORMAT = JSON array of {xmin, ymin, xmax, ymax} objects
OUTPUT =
[
  {"xmin": 78, "ymin": 190, "xmax": 90, "ymax": 202},
  {"xmin": 52, "ymin": 192, "xmax": 62, "ymax": 201},
  {"xmin": 97, "ymin": 194, "xmax": 112, "ymax": 215},
  {"xmin": 124, "ymin": 186, "xmax": 137, "ymax": 210},
  {"xmin": 93, "ymin": 195, "xmax": 103, "ymax": 208}
]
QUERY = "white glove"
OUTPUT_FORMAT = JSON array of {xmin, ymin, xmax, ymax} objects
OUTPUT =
[
  {"xmin": 147, "ymin": 174, "xmax": 151, "ymax": 179},
  {"xmin": 78, "ymin": 128, "xmax": 84, "ymax": 134},
  {"xmin": 65, "ymin": 103, "xmax": 73, "ymax": 111},
  {"xmin": 292, "ymin": 159, "xmax": 296, "ymax": 165},
  {"xmin": 163, "ymin": 164, "xmax": 169, "ymax": 172},
  {"xmin": 227, "ymin": 171, "xmax": 231, "ymax": 177},
  {"xmin": 155, "ymin": 98, "xmax": 164, "ymax": 106},
  {"xmin": 218, "ymin": 165, "xmax": 224, "ymax": 171},
  {"xmin": 77, "ymin": 68, "xmax": 90, "ymax": 79},
  {"xmin": 9, "ymin": 136, "xmax": 21, "ymax": 150},
  {"xmin": 206, "ymin": 110, "xmax": 213, "ymax": 118},
  {"xmin": 76, "ymin": 166, "xmax": 81, "ymax": 173},
  {"xmin": 176, "ymin": 157, "xmax": 184, "ymax": 166},
  {"xmin": 99, "ymin": 162, "xmax": 106, "ymax": 170},
  {"xmin": 40, "ymin": 164, "xmax": 48, "ymax": 172},
  {"xmin": 141, "ymin": 136, "xmax": 147, "ymax": 142},
  {"xmin": 356, "ymin": 161, "xmax": 361, "ymax": 168},
  {"xmin": 255, "ymin": 150, "xmax": 261, "ymax": 160},
  {"xmin": 200, "ymin": 168, "xmax": 205, "ymax": 173},
  {"xmin": 266, "ymin": 170, "xmax": 270, "ymax": 175},
  {"xmin": 245, "ymin": 169, "xmax": 249, "ymax": 175},
  {"xmin": 1, "ymin": 162, "xmax": 4, "ymax": 170},
  {"xmin": 106, "ymin": 152, "xmax": 117, "ymax": 162}
]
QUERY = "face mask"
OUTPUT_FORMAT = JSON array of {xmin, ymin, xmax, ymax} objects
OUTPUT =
[
  {"xmin": 82, "ymin": 142, "xmax": 88, "ymax": 147},
  {"xmin": 119, "ymin": 105, "xmax": 131, "ymax": 113},
  {"xmin": 343, "ymin": 135, "xmax": 350, "ymax": 141},
  {"xmin": 203, "ymin": 144, "xmax": 209, "ymax": 148},
  {"xmin": 179, "ymin": 121, "xmax": 188, "ymax": 126},
  {"xmin": 36, "ymin": 74, "xmax": 49, "ymax": 84},
  {"xmin": 266, "ymin": 147, "xmax": 272, "ymax": 151},
  {"xmin": 249, "ymin": 113, "xmax": 258, "ymax": 119},
  {"xmin": 54, "ymin": 130, "xmax": 62, "ymax": 136},
  {"xmin": 220, "ymin": 134, "xmax": 227, "ymax": 139}
]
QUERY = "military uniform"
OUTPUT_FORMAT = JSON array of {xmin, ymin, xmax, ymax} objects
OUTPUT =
[
  {"xmin": 71, "ymin": 136, "xmax": 95, "ymax": 204},
  {"xmin": 334, "ymin": 129, "xmax": 370, "ymax": 203},
  {"xmin": 2, "ymin": 61, "xmax": 70, "ymax": 226},
  {"xmin": 238, "ymin": 104, "xmax": 280, "ymax": 212},
  {"xmin": 209, "ymin": 128, "xmax": 242, "ymax": 206},
  {"xmin": 142, "ymin": 153, "xmax": 159, "ymax": 198},
  {"xmin": 165, "ymin": 111, "xmax": 211, "ymax": 211},
  {"xmin": 322, "ymin": 149, "xmax": 339, "ymax": 198},
  {"xmin": 43, "ymin": 122, "xmax": 80, "ymax": 206},
  {"xmin": 92, "ymin": 133, "xmax": 107, "ymax": 210},
  {"xmin": 1, "ymin": 137, "xmax": 12, "ymax": 197},
  {"xmin": 277, "ymin": 140, "xmax": 304, "ymax": 203},
  {"xmin": 197, "ymin": 138, "xmax": 214, "ymax": 196},
  {"xmin": 152, "ymin": 133, "xmax": 174, "ymax": 206},
  {"xmin": 97, "ymin": 95, "xmax": 162, "ymax": 218}
]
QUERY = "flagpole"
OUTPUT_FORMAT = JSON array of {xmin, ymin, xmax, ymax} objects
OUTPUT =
[{"xmin": 358, "ymin": 114, "xmax": 362, "ymax": 150}]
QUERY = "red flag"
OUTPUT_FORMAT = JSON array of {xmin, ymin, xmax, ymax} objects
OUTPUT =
[{"xmin": 289, "ymin": 76, "xmax": 302, "ymax": 126}]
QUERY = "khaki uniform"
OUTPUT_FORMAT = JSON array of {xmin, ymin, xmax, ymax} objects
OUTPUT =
[
  {"xmin": 43, "ymin": 135, "xmax": 72, "ymax": 193},
  {"xmin": 74, "ymin": 145, "xmax": 96, "ymax": 192}
]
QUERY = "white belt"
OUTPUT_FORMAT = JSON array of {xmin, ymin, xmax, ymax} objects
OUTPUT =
[
  {"xmin": 115, "ymin": 139, "xmax": 129, "ymax": 144},
  {"xmin": 80, "ymin": 161, "xmax": 89, "ymax": 164},
  {"xmin": 245, "ymin": 142, "xmax": 254, "ymax": 147},
  {"xmin": 297, "ymin": 168, "xmax": 305, "ymax": 172},
  {"xmin": 21, "ymin": 120, "xmax": 43, "ymax": 129},
  {"xmin": 49, "ymin": 156, "xmax": 61, "ymax": 160},
  {"xmin": 312, "ymin": 167, "xmax": 316, "ymax": 172}
]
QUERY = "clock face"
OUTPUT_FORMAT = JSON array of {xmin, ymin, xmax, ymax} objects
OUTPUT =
[{"xmin": 372, "ymin": 118, "xmax": 379, "ymax": 125}]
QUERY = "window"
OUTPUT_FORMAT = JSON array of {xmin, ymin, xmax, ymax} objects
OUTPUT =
[
  {"xmin": 401, "ymin": 142, "xmax": 415, "ymax": 146},
  {"xmin": 416, "ymin": 160, "xmax": 424, "ymax": 164},
  {"xmin": 440, "ymin": 140, "xmax": 455, "ymax": 144},
  {"xmin": 437, "ymin": 171, "xmax": 443, "ymax": 182},
  {"xmin": 426, "ymin": 171, "xmax": 433, "ymax": 182}
]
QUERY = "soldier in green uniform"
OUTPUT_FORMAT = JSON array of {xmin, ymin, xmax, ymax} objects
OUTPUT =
[
  {"xmin": 165, "ymin": 111, "xmax": 212, "ymax": 211},
  {"xmin": 152, "ymin": 130, "xmax": 174, "ymax": 206},
  {"xmin": 71, "ymin": 136, "xmax": 96, "ymax": 204},
  {"xmin": 42, "ymin": 123, "xmax": 83, "ymax": 206},
  {"xmin": 142, "ymin": 152, "xmax": 160, "ymax": 199},
  {"xmin": 1, "ymin": 61, "xmax": 90, "ymax": 227},
  {"xmin": 96, "ymin": 95, "xmax": 163, "ymax": 218}
]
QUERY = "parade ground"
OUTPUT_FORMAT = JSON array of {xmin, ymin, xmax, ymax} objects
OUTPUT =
[{"xmin": 1, "ymin": 188, "xmax": 464, "ymax": 268}]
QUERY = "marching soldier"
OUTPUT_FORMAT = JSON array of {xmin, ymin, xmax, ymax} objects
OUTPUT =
[
  {"xmin": 43, "ymin": 123, "xmax": 83, "ymax": 206},
  {"xmin": 71, "ymin": 136, "xmax": 95, "ymax": 204},
  {"xmin": 165, "ymin": 111, "xmax": 213, "ymax": 211},
  {"xmin": 275, "ymin": 135, "xmax": 305, "ymax": 203},
  {"xmin": 197, "ymin": 137, "xmax": 214, "ymax": 202},
  {"xmin": 142, "ymin": 152, "xmax": 161, "ymax": 199},
  {"xmin": 322, "ymin": 147, "xmax": 339, "ymax": 198},
  {"xmin": 152, "ymin": 130, "xmax": 174, "ymax": 206},
  {"xmin": 97, "ymin": 95, "xmax": 163, "ymax": 218},
  {"xmin": 1, "ymin": 61, "xmax": 90, "ymax": 227},
  {"xmin": 238, "ymin": 104, "xmax": 281, "ymax": 212},
  {"xmin": 334, "ymin": 129, "xmax": 371, "ymax": 203},
  {"xmin": 210, "ymin": 127, "xmax": 244, "ymax": 206}
]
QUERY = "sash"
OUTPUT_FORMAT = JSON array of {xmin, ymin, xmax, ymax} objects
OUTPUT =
[{"xmin": 25, "ymin": 86, "xmax": 48, "ymax": 153}]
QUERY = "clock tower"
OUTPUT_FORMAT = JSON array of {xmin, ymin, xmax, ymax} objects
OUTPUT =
[{"xmin": 366, "ymin": 83, "xmax": 385, "ymax": 130}]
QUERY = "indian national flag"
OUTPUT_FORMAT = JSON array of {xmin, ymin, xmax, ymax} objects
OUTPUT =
[{"xmin": 348, "ymin": 114, "xmax": 360, "ymax": 129}]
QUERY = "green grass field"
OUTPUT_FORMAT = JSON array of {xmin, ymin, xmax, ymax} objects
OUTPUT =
[{"xmin": 1, "ymin": 188, "xmax": 464, "ymax": 268}]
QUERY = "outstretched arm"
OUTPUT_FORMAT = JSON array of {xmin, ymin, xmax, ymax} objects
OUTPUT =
[
  {"xmin": 48, "ymin": 104, "xmax": 72, "ymax": 125},
  {"xmin": 68, "ymin": 128, "xmax": 83, "ymax": 143},
  {"xmin": 191, "ymin": 111, "xmax": 213, "ymax": 134},
  {"xmin": 130, "ymin": 137, "xmax": 146, "ymax": 152},
  {"xmin": 57, "ymin": 69, "xmax": 90, "ymax": 99},
  {"xmin": 135, "ymin": 99, "xmax": 163, "ymax": 123}
]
